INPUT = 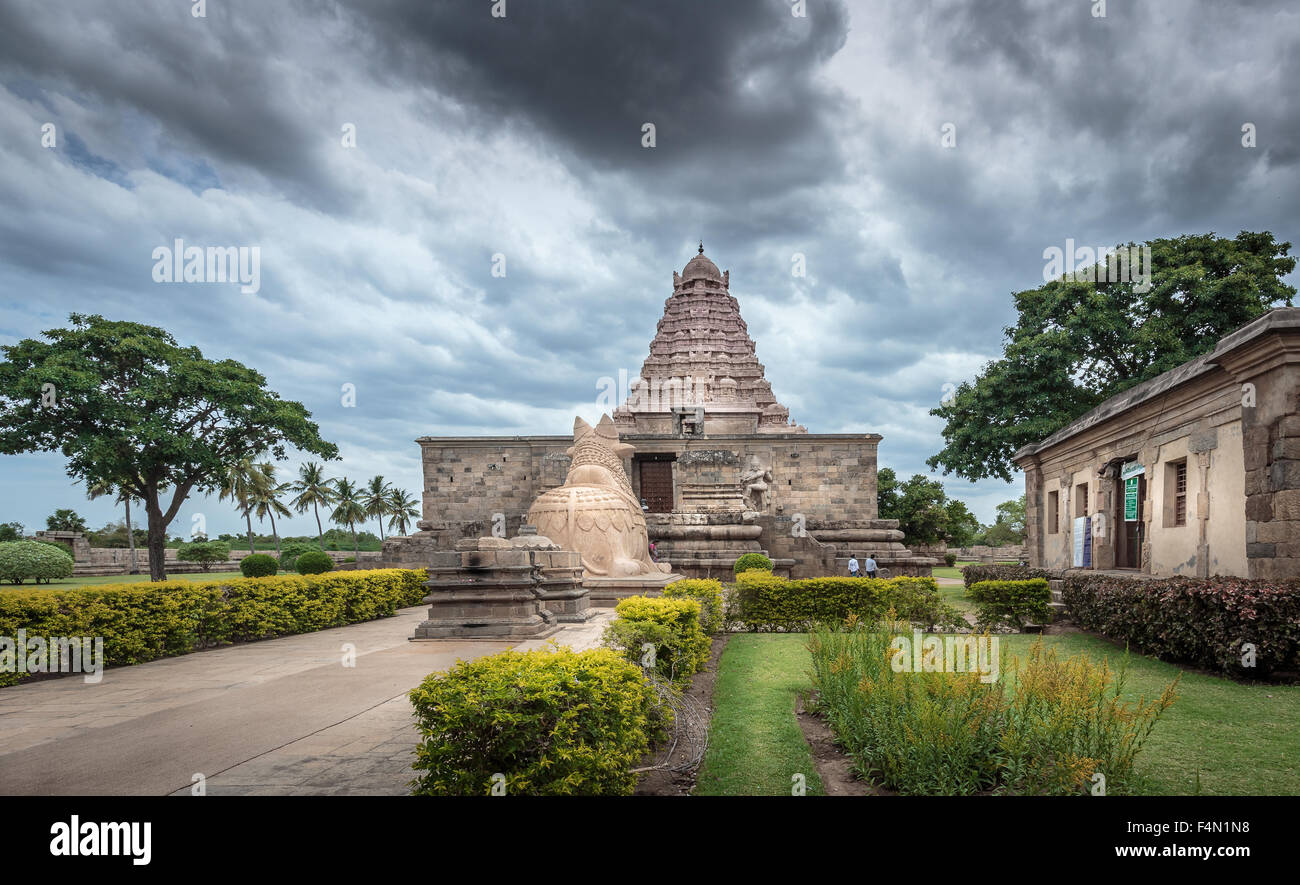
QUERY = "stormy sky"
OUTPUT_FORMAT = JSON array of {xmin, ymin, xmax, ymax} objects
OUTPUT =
[{"xmin": 1, "ymin": 0, "xmax": 1297, "ymax": 538}]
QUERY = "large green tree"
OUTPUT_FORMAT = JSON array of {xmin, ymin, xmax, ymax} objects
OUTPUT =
[
  {"xmin": 0, "ymin": 314, "xmax": 338, "ymax": 580},
  {"xmin": 878, "ymin": 468, "xmax": 978, "ymax": 547},
  {"xmin": 928, "ymin": 232, "xmax": 1295, "ymax": 481}
]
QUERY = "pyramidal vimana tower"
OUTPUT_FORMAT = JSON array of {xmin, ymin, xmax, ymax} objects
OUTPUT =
[{"xmin": 392, "ymin": 246, "xmax": 935, "ymax": 580}]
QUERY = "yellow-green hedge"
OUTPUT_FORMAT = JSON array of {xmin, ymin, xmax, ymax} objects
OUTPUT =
[
  {"xmin": 410, "ymin": 645, "xmax": 661, "ymax": 796},
  {"xmin": 733, "ymin": 569, "xmax": 963, "ymax": 632},
  {"xmin": 0, "ymin": 568, "xmax": 428, "ymax": 687},
  {"xmin": 663, "ymin": 578, "xmax": 725, "ymax": 633},
  {"xmin": 603, "ymin": 595, "xmax": 710, "ymax": 684}
]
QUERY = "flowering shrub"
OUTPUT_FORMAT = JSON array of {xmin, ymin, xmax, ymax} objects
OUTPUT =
[
  {"xmin": 808, "ymin": 618, "xmax": 1178, "ymax": 795},
  {"xmin": 0, "ymin": 540, "xmax": 74, "ymax": 584},
  {"xmin": 1062, "ymin": 574, "xmax": 1300, "ymax": 677}
]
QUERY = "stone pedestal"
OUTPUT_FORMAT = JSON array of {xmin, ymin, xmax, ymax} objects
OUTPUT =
[
  {"xmin": 583, "ymin": 572, "xmax": 685, "ymax": 607},
  {"xmin": 412, "ymin": 530, "xmax": 595, "ymax": 641}
]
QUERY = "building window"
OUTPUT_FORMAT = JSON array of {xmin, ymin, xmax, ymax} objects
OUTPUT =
[
  {"xmin": 1075, "ymin": 483, "xmax": 1089, "ymax": 519},
  {"xmin": 1047, "ymin": 490, "xmax": 1059, "ymax": 534},
  {"xmin": 1171, "ymin": 460, "xmax": 1188, "ymax": 527}
]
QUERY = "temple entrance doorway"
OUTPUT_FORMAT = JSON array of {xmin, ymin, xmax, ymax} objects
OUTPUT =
[{"xmin": 636, "ymin": 456, "xmax": 675, "ymax": 512}]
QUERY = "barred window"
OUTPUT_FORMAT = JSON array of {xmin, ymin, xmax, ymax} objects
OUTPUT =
[{"xmin": 1174, "ymin": 461, "xmax": 1187, "ymax": 526}]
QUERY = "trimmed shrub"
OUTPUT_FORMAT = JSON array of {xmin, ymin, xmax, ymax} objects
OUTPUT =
[
  {"xmin": 808, "ymin": 622, "xmax": 1178, "ymax": 795},
  {"xmin": 733, "ymin": 569, "xmax": 963, "ymax": 632},
  {"xmin": 295, "ymin": 551, "xmax": 334, "ymax": 575},
  {"xmin": 603, "ymin": 595, "xmax": 710, "ymax": 684},
  {"xmin": 944, "ymin": 552, "xmax": 958, "ymax": 567},
  {"xmin": 278, "ymin": 541, "xmax": 319, "ymax": 570},
  {"xmin": 0, "ymin": 569, "xmax": 429, "ymax": 687},
  {"xmin": 733, "ymin": 552, "xmax": 773, "ymax": 574},
  {"xmin": 0, "ymin": 540, "xmax": 74, "ymax": 585},
  {"xmin": 663, "ymin": 578, "xmax": 725, "ymax": 634},
  {"xmin": 177, "ymin": 540, "xmax": 232, "ymax": 572},
  {"xmin": 1063, "ymin": 573, "xmax": 1300, "ymax": 677},
  {"xmin": 961, "ymin": 563, "xmax": 1055, "ymax": 589},
  {"xmin": 410, "ymin": 646, "xmax": 660, "ymax": 795},
  {"xmin": 969, "ymin": 579, "xmax": 1052, "ymax": 631},
  {"xmin": 239, "ymin": 553, "xmax": 278, "ymax": 578}
]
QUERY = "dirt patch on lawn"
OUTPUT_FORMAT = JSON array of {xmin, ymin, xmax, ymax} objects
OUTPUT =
[
  {"xmin": 794, "ymin": 695, "xmax": 887, "ymax": 796},
  {"xmin": 634, "ymin": 634, "xmax": 729, "ymax": 796}
]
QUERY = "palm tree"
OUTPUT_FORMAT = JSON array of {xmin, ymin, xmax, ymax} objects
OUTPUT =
[
  {"xmin": 386, "ymin": 487, "xmax": 420, "ymax": 537},
  {"xmin": 289, "ymin": 461, "xmax": 336, "ymax": 548},
  {"xmin": 363, "ymin": 475, "xmax": 392, "ymax": 541},
  {"xmin": 87, "ymin": 477, "xmax": 140, "ymax": 575},
  {"xmin": 329, "ymin": 477, "xmax": 367, "ymax": 559},
  {"xmin": 250, "ymin": 463, "xmax": 293, "ymax": 557},
  {"xmin": 220, "ymin": 456, "xmax": 272, "ymax": 554}
]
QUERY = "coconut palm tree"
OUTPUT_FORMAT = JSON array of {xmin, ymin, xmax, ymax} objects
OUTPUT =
[
  {"xmin": 250, "ymin": 463, "xmax": 293, "ymax": 557},
  {"xmin": 220, "ymin": 456, "xmax": 272, "ymax": 554},
  {"xmin": 87, "ymin": 477, "xmax": 140, "ymax": 574},
  {"xmin": 329, "ymin": 477, "xmax": 367, "ymax": 559},
  {"xmin": 363, "ymin": 475, "xmax": 392, "ymax": 541},
  {"xmin": 289, "ymin": 461, "xmax": 336, "ymax": 548},
  {"xmin": 386, "ymin": 487, "xmax": 420, "ymax": 537}
]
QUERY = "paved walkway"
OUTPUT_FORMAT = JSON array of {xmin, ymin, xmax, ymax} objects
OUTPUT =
[{"xmin": 0, "ymin": 607, "xmax": 614, "ymax": 796}]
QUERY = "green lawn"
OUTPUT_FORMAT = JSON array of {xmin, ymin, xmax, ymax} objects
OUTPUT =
[
  {"xmin": 694, "ymin": 635, "xmax": 825, "ymax": 796},
  {"xmin": 936, "ymin": 580, "xmax": 976, "ymax": 613},
  {"xmin": 700, "ymin": 631, "xmax": 1300, "ymax": 796}
]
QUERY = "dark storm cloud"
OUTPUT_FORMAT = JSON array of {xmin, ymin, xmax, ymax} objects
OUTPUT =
[
  {"xmin": 351, "ymin": 0, "xmax": 852, "ymax": 200},
  {"xmin": 0, "ymin": 0, "xmax": 351, "ymax": 212}
]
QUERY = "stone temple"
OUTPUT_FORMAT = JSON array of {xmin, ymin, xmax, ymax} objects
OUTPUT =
[{"xmin": 384, "ymin": 246, "xmax": 935, "ymax": 580}]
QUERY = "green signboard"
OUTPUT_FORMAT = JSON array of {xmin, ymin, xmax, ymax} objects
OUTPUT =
[{"xmin": 1124, "ymin": 476, "xmax": 1139, "ymax": 521}]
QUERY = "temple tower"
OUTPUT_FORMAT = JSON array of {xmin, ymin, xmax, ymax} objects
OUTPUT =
[{"xmin": 613, "ymin": 244, "xmax": 805, "ymax": 436}]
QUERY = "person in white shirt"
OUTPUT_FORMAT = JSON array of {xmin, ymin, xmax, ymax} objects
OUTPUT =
[
  {"xmin": 847, "ymin": 555, "xmax": 860, "ymax": 577},
  {"xmin": 863, "ymin": 554, "xmax": 878, "ymax": 578}
]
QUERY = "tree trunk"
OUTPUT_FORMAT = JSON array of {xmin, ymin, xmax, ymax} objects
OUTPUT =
[
  {"xmin": 124, "ymin": 497, "xmax": 139, "ymax": 574},
  {"xmin": 314, "ymin": 502, "xmax": 324, "ymax": 547},
  {"xmin": 351, "ymin": 525, "xmax": 359, "ymax": 559},
  {"xmin": 145, "ymin": 495, "xmax": 168, "ymax": 582},
  {"xmin": 376, "ymin": 515, "xmax": 385, "ymax": 542},
  {"xmin": 269, "ymin": 511, "xmax": 281, "ymax": 556},
  {"xmin": 245, "ymin": 511, "xmax": 255, "ymax": 554}
]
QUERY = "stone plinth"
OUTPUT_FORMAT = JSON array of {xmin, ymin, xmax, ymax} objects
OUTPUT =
[
  {"xmin": 583, "ymin": 571, "xmax": 685, "ymax": 607},
  {"xmin": 412, "ymin": 532, "xmax": 595, "ymax": 641}
]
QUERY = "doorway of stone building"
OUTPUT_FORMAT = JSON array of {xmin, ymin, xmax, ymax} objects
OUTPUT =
[
  {"xmin": 636, "ymin": 457, "xmax": 674, "ymax": 513},
  {"xmin": 1115, "ymin": 471, "xmax": 1146, "ymax": 569}
]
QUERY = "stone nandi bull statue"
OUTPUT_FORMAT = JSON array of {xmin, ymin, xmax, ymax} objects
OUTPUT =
[{"xmin": 527, "ymin": 415, "xmax": 671, "ymax": 578}]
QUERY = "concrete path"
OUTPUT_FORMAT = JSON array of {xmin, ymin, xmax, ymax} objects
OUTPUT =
[{"xmin": 0, "ymin": 607, "xmax": 614, "ymax": 796}]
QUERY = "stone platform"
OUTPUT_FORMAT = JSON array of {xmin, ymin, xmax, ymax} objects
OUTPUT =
[
  {"xmin": 411, "ymin": 532, "xmax": 596, "ymax": 641},
  {"xmin": 583, "ymin": 571, "xmax": 685, "ymax": 607}
]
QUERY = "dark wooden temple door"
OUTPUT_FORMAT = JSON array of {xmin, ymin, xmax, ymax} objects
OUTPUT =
[{"xmin": 639, "ymin": 460, "xmax": 674, "ymax": 513}]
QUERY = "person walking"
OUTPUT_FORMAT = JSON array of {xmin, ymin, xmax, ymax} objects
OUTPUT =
[
  {"xmin": 863, "ymin": 553, "xmax": 879, "ymax": 579},
  {"xmin": 848, "ymin": 554, "xmax": 860, "ymax": 578}
]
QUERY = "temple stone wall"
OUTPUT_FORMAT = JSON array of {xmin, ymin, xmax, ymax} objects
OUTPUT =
[{"xmin": 416, "ymin": 432, "xmax": 881, "ymax": 541}]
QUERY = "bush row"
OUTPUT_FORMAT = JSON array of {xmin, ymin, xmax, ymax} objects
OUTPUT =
[
  {"xmin": 602, "ymin": 595, "xmax": 710, "ymax": 685},
  {"xmin": 410, "ymin": 645, "xmax": 664, "ymax": 796},
  {"xmin": 961, "ymin": 563, "xmax": 1056, "ymax": 589},
  {"xmin": 733, "ymin": 569, "xmax": 963, "ymax": 632},
  {"xmin": 0, "ymin": 569, "xmax": 428, "ymax": 687},
  {"xmin": 1062, "ymin": 573, "xmax": 1300, "ymax": 677}
]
